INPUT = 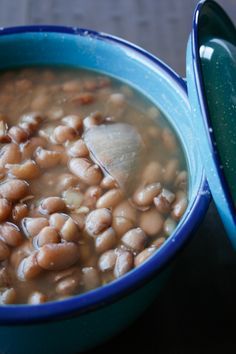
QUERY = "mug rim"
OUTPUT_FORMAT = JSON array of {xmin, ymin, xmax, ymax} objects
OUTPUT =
[{"xmin": 0, "ymin": 25, "xmax": 210, "ymax": 325}]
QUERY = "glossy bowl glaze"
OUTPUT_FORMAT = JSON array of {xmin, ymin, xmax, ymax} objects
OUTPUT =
[
  {"xmin": 0, "ymin": 26, "xmax": 210, "ymax": 354},
  {"xmin": 187, "ymin": 0, "xmax": 236, "ymax": 244}
]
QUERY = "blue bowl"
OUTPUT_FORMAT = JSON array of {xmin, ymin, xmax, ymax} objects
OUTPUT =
[{"xmin": 0, "ymin": 26, "xmax": 210, "ymax": 354}]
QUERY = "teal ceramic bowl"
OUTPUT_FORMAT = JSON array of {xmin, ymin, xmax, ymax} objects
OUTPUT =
[{"xmin": 0, "ymin": 26, "xmax": 210, "ymax": 354}]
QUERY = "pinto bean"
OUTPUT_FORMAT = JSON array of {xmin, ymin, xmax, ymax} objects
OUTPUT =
[
  {"xmin": 39, "ymin": 197, "xmax": 66, "ymax": 215},
  {"xmin": 49, "ymin": 213, "xmax": 68, "ymax": 231},
  {"xmin": 31, "ymin": 94, "xmax": 49, "ymax": 110},
  {"xmin": 0, "ymin": 143, "xmax": 21, "ymax": 167},
  {"xmin": 0, "ymin": 288, "xmax": 16, "ymax": 304},
  {"xmin": 34, "ymin": 226, "xmax": 59, "ymax": 248},
  {"xmin": 53, "ymin": 125, "xmax": 76, "ymax": 144},
  {"xmin": 22, "ymin": 217, "xmax": 49, "ymax": 238},
  {"xmin": 161, "ymin": 188, "xmax": 176, "ymax": 203},
  {"xmin": 21, "ymin": 136, "xmax": 47, "ymax": 160},
  {"xmin": 0, "ymin": 222, "xmax": 23, "ymax": 246},
  {"xmin": 112, "ymin": 216, "xmax": 134, "ymax": 238},
  {"xmin": 71, "ymin": 92, "xmax": 94, "ymax": 105},
  {"xmin": 52, "ymin": 266, "xmax": 79, "ymax": 282},
  {"xmin": 20, "ymin": 112, "xmax": 43, "ymax": 129},
  {"xmin": 28, "ymin": 291, "xmax": 47, "ymax": 304},
  {"xmin": 154, "ymin": 188, "xmax": 175, "ymax": 214},
  {"xmin": 113, "ymin": 201, "xmax": 136, "ymax": 223},
  {"xmin": 56, "ymin": 173, "xmax": 78, "ymax": 193},
  {"xmin": 0, "ymin": 94, "xmax": 12, "ymax": 107},
  {"xmin": 60, "ymin": 217, "xmax": 80, "ymax": 242},
  {"xmin": 133, "ymin": 183, "xmax": 161, "ymax": 207},
  {"xmin": 108, "ymin": 93, "xmax": 125, "ymax": 106},
  {"xmin": 55, "ymin": 275, "xmax": 79, "ymax": 296},
  {"xmin": 114, "ymin": 250, "xmax": 134, "ymax": 278},
  {"xmin": 0, "ymin": 179, "xmax": 29, "ymax": 202},
  {"xmin": 139, "ymin": 208, "xmax": 164, "ymax": 237},
  {"xmin": 83, "ymin": 112, "xmax": 104, "ymax": 130},
  {"xmin": 163, "ymin": 218, "xmax": 177, "ymax": 236},
  {"xmin": 35, "ymin": 147, "xmax": 61, "ymax": 169},
  {"xmin": 175, "ymin": 170, "xmax": 188, "ymax": 190},
  {"xmin": 19, "ymin": 112, "xmax": 43, "ymax": 136},
  {"xmin": 98, "ymin": 250, "xmax": 117, "ymax": 272},
  {"xmin": 83, "ymin": 186, "xmax": 102, "ymax": 209},
  {"xmin": 37, "ymin": 243, "xmax": 79, "ymax": 270},
  {"xmin": 106, "ymin": 93, "xmax": 126, "ymax": 118},
  {"xmin": 67, "ymin": 139, "xmax": 89, "ymax": 158},
  {"xmin": 134, "ymin": 246, "xmax": 156, "ymax": 267},
  {"xmin": 15, "ymin": 78, "xmax": 32, "ymax": 91},
  {"xmin": 96, "ymin": 188, "xmax": 123, "ymax": 209},
  {"xmin": 162, "ymin": 127, "xmax": 177, "ymax": 151},
  {"xmin": 12, "ymin": 203, "xmax": 28, "ymax": 222},
  {"xmin": 18, "ymin": 122, "xmax": 35, "ymax": 139},
  {"xmin": 51, "ymin": 145, "xmax": 68, "ymax": 165},
  {"xmin": 8, "ymin": 126, "xmax": 28, "ymax": 143},
  {"xmin": 83, "ymin": 255, "xmax": 98, "ymax": 268},
  {"xmin": 163, "ymin": 159, "xmax": 179, "ymax": 184},
  {"xmin": 0, "ymin": 167, "xmax": 6, "ymax": 181},
  {"xmin": 38, "ymin": 123, "xmax": 55, "ymax": 141},
  {"xmin": 82, "ymin": 267, "xmax": 100, "ymax": 290},
  {"xmin": 171, "ymin": 191, "xmax": 188, "ymax": 220},
  {"xmin": 0, "ymin": 239, "xmax": 10, "ymax": 260},
  {"xmin": 0, "ymin": 267, "xmax": 11, "ymax": 287},
  {"xmin": 71, "ymin": 210, "xmax": 88, "ymax": 229},
  {"xmin": 97, "ymin": 76, "xmax": 111, "ymax": 88},
  {"xmin": 54, "ymin": 267, "xmax": 81, "ymax": 296},
  {"xmin": 0, "ymin": 198, "xmax": 12, "ymax": 221},
  {"xmin": 0, "ymin": 119, "xmax": 10, "ymax": 143},
  {"xmin": 112, "ymin": 201, "xmax": 136, "ymax": 237},
  {"xmin": 62, "ymin": 115, "xmax": 83, "ymax": 132},
  {"xmin": 152, "ymin": 236, "xmax": 166, "ymax": 248},
  {"xmin": 17, "ymin": 252, "xmax": 42, "ymax": 280},
  {"xmin": 147, "ymin": 125, "xmax": 161, "ymax": 140},
  {"xmin": 100, "ymin": 175, "xmax": 117, "ymax": 189},
  {"xmin": 83, "ymin": 78, "xmax": 97, "ymax": 91},
  {"xmin": 6, "ymin": 159, "xmax": 40, "ymax": 179},
  {"xmin": 95, "ymin": 227, "xmax": 117, "ymax": 254},
  {"xmin": 141, "ymin": 161, "xmax": 163, "ymax": 184},
  {"xmin": 48, "ymin": 107, "xmax": 64, "ymax": 121},
  {"xmin": 85, "ymin": 208, "xmax": 112, "ymax": 237},
  {"xmin": 62, "ymin": 80, "xmax": 81, "ymax": 92},
  {"xmin": 121, "ymin": 228, "xmax": 147, "ymax": 253},
  {"xmin": 69, "ymin": 158, "xmax": 103, "ymax": 186},
  {"xmin": 69, "ymin": 208, "xmax": 90, "ymax": 227}
]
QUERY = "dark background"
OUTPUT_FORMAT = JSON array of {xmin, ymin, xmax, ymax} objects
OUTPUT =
[{"xmin": 1, "ymin": 1, "xmax": 236, "ymax": 353}]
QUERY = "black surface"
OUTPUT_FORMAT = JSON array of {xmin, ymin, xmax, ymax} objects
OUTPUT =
[{"xmin": 0, "ymin": 1, "xmax": 235, "ymax": 353}]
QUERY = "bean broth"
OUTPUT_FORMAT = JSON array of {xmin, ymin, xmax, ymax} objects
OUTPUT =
[{"xmin": 0, "ymin": 67, "xmax": 188, "ymax": 304}]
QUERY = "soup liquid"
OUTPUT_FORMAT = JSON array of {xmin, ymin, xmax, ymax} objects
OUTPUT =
[{"xmin": 0, "ymin": 67, "xmax": 188, "ymax": 304}]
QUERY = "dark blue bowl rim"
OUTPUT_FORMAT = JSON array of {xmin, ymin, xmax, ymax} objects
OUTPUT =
[
  {"xmin": 191, "ymin": 0, "xmax": 236, "ymax": 226},
  {"xmin": 0, "ymin": 25, "xmax": 210, "ymax": 325}
]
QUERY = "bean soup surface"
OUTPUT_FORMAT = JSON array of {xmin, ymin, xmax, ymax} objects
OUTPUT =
[{"xmin": 0, "ymin": 67, "xmax": 188, "ymax": 304}]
